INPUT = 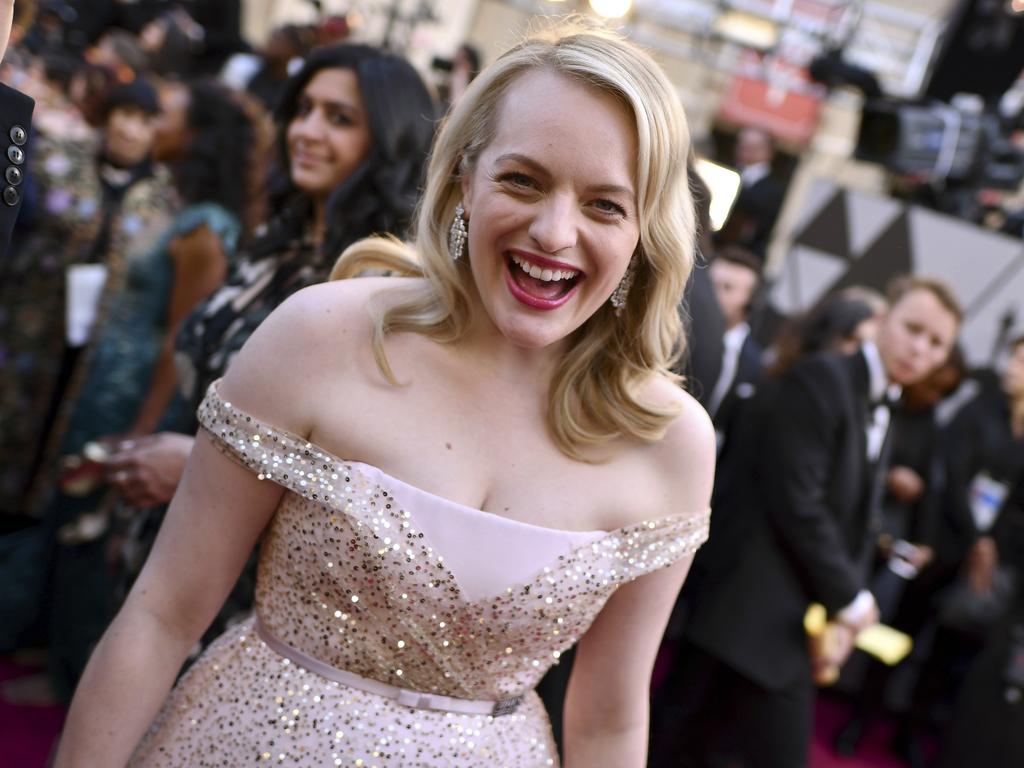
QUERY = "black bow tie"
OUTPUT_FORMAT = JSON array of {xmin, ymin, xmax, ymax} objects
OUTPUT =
[{"xmin": 870, "ymin": 392, "xmax": 899, "ymax": 410}]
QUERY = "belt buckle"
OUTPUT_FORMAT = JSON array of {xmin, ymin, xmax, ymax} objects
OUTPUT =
[{"xmin": 491, "ymin": 696, "xmax": 522, "ymax": 717}]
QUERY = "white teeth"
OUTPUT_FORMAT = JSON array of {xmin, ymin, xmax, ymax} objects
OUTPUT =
[{"xmin": 510, "ymin": 254, "xmax": 579, "ymax": 282}]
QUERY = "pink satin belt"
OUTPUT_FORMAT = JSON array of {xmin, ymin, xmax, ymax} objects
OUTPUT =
[{"xmin": 253, "ymin": 617, "xmax": 523, "ymax": 717}]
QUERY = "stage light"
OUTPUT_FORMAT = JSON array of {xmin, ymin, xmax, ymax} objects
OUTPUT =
[
  {"xmin": 695, "ymin": 158, "xmax": 742, "ymax": 231},
  {"xmin": 589, "ymin": 0, "xmax": 633, "ymax": 20}
]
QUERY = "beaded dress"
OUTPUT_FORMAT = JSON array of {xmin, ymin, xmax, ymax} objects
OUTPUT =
[{"xmin": 130, "ymin": 383, "xmax": 710, "ymax": 767}]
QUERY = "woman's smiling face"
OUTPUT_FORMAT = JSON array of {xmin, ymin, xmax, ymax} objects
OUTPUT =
[
  {"xmin": 459, "ymin": 68, "xmax": 640, "ymax": 351},
  {"xmin": 286, "ymin": 67, "xmax": 373, "ymax": 199}
]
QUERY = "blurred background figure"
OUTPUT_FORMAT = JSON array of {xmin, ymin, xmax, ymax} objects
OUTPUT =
[
  {"xmin": 431, "ymin": 41, "xmax": 481, "ymax": 109},
  {"xmin": 243, "ymin": 23, "xmax": 312, "ymax": 111},
  {"xmin": 0, "ymin": 77, "xmax": 267, "ymax": 704},
  {"xmin": 102, "ymin": 42, "xmax": 438, "ymax": 669},
  {"xmin": 767, "ymin": 287, "xmax": 888, "ymax": 379},
  {"xmin": 705, "ymin": 245, "xmax": 764, "ymax": 457},
  {"xmin": 831, "ymin": 349, "xmax": 967, "ymax": 763},
  {"xmin": 714, "ymin": 127, "xmax": 785, "ymax": 263},
  {"xmin": 0, "ymin": 78, "xmax": 165, "ymax": 527}
]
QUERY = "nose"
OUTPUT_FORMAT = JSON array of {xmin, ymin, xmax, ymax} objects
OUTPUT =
[
  {"xmin": 290, "ymin": 109, "xmax": 326, "ymax": 142},
  {"xmin": 528, "ymin": 194, "xmax": 578, "ymax": 254},
  {"xmin": 909, "ymin": 331, "xmax": 930, "ymax": 358}
]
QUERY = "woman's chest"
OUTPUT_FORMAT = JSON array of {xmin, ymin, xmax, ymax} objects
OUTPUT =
[{"xmin": 309, "ymin": 379, "xmax": 656, "ymax": 533}]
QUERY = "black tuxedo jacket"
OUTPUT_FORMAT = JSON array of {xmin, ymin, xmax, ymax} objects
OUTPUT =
[
  {"xmin": 685, "ymin": 349, "xmax": 889, "ymax": 690},
  {"xmin": 679, "ymin": 264, "xmax": 726, "ymax": 407},
  {"xmin": 716, "ymin": 175, "xmax": 785, "ymax": 259},
  {"xmin": 0, "ymin": 83, "xmax": 33, "ymax": 259},
  {"xmin": 712, "ymin": 334, "xmax": 763, "ymax": 439}
]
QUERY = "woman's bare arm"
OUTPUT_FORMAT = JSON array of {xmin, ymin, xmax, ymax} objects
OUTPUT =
[
  {"xmin": 563, "ymin": 392, "xmax": 715, "ymax": 768},
  {"xmin": 54, "ymin": 288, "xmax": 337, "ymax": 766},
  {"xmin": 129, "ymin": 225, "xmax": 228, "ymax": 436},
  {"xmin": 54, "ymin": 430, "xmax": 284, "ymax": 767}
]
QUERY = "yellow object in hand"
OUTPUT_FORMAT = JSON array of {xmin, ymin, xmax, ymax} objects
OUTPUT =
[{"xmin": 804, "ymin": 603, "xmax": 913, "ymax": 667}]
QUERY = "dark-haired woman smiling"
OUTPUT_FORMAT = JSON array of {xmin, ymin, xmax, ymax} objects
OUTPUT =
[{"xmin": 104, "ymin": 44, "xmax": 438, "ymax": 650}]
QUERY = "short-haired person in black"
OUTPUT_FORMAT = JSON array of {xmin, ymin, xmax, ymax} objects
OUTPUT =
[
  {"xmin": 0, "ymin": 0, "xmax": 33, "ymax": 259},
  {"xmin": 668, "ymin": 276, "xmax": 962, "ymax": 768},
  {"xmin": 705, "ymin": 246, "xmax": 764, "ymax": 458}
]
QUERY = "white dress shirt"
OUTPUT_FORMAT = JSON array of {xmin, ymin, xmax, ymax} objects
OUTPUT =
[{"xmin": 707, "ymin": 322, "xmax": 751, "ymax": 419}]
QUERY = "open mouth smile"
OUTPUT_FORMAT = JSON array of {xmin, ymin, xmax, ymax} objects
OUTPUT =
[{"xmin": 504, "ymin": 251, "xmax": 583, "ymax": 310}]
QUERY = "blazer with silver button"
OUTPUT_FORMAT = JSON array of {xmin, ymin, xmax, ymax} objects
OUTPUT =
[{"xmin": 0, "ymin": 81, "xmax": 34, "ymax": 258}]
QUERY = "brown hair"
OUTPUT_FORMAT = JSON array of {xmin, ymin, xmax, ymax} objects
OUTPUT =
[
  {"xmin": 887, "ymin": 275, "xmax": 963, "ymax": 322},
  {"xmin": 714, "ymin": 245, "xmax": 762, "ymax": 277}
]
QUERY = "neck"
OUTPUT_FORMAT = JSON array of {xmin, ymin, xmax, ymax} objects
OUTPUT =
[
  {"xmin": 459, "ymin": 280, "xmax": 566, "ymax": 392},
  {"xmin": 310, "ymin": 198, "xmax": 327, "ymax": 249},
  {"xmin": 1011, "ymin": 396, "xmax": 1024, "ymax": 439}
]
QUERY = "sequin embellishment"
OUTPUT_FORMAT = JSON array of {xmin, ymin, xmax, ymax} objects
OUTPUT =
[{"xmin": 129, "ymin": 382, "xmax": 710, "ymax": 767}]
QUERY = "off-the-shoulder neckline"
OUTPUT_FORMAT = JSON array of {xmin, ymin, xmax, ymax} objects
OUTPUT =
[{"xmin": 206, "ymin": 380, "xmax": 705, "ymax": 539}]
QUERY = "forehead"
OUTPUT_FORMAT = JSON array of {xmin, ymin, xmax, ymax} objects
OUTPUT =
[
  {"xmin": 302, "ymin": 67, "xmax": 361, "ymax": 100},
  {"xmin": 890, "ymin": 288, "xmax": 959, "ymax": 333},
  {"xmin": 108, "ymin": 105, "xmax": 156, "ymax": 123},
  {"xmin": 711, "ymin": 259, "xmax": 757, "ymax": 282},
  {"xmin": 486, "ymin": 68, "xmax": 637, "ymax": 187}
]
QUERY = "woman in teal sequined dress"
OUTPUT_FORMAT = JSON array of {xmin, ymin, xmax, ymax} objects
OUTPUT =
[
  {"xmin": 38, "ymin": 80, "xmax": 267, "ymax": 700},
  {"xmin": 105, "ymin": 44, "xmax": 439, "ymax": 657}
]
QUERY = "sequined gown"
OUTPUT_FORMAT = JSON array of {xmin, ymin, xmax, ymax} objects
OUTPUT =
[{"xmin": 130, "ymin": 383, "xmax": 710, "ymax": 767}]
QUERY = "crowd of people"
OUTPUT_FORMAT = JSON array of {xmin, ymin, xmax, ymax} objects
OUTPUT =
[{"xmin": 1, "ymin": 2, "xmax": 1023, "ymax": 767}]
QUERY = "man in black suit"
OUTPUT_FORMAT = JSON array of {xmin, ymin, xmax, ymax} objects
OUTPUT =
[
  {"xmin": 705, "ymin": 246, "xmax": 764, "ymax": 460},
  {"xmin": 0, "ymin": 0, "xmax": 32, "ymax": 259},
  {"xmin": 667, "ymin": 277, "xmax": 962, "ymax": 768},
  {"xmin": 715, "ymin": 127, "xmax": 785, "ymax": 262}
]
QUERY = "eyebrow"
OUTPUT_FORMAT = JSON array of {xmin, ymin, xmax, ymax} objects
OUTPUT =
[
  {"xmin": 493, "ymin": 152, "xmax": 636, "ymax": 202},
  {"xmin": 301, "ymin": 94, "xmax": 363, "ymax": 115}
]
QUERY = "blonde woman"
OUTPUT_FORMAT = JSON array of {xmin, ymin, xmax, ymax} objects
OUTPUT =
[{"xmin": 55, "ymin": 20, "xmax": 715, "ymax": 768}]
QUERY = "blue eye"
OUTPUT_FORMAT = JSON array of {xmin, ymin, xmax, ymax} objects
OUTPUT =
[
  {"xmin": 500, "ymin": 172, "xmax": 534, "ymax": 188},
  {"xmin": 594, "ymin": 199, "xmax": 627, "ymax": 217}
]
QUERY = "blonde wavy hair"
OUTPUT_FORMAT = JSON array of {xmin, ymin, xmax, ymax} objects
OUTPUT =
[{"xmin": 332, "ymin": 19, "xmax": 696, "ymax": 461}]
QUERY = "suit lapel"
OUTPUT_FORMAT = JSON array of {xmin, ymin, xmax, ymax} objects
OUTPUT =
[{"xmin": 847, "ymin": 351, "xmax": 872, "ymax": 467}]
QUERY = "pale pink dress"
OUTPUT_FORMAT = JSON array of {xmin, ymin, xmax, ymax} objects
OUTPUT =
[{"xmin": 129, "ymin": 382, "xmax": 709, "ymax": 767}]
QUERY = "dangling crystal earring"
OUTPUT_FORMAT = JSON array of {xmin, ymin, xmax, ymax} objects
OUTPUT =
[
  {"xmin": 610, "ymin": 257, "xmax": 636, "ymax": 314},
  {"xmin": 449, "ymin": 202, "xmax": 467, "ymax": 262}
]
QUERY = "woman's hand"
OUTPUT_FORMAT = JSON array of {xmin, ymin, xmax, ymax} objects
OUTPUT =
[{"xmin": 106, "ymin": 433, "xmax": 195, "ymax": 508}]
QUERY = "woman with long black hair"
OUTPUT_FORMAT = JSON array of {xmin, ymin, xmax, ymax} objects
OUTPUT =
[{"xmin": 103, "ymin": 43, "xmax": 438, "ymax": 657}]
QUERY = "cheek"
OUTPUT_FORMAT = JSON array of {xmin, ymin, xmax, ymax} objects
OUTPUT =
[
  {"xmin": 333, "ymin": 128, "xmax": 372, "ymax": 166},
  {"xmin": 285, "ymin": 125, "xmax": 299, "ymax": 154}
]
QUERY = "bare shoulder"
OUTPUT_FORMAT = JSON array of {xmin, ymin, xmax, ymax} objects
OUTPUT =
[
  {"xmin": 266, "ymin": 275, "xmax": 424, "ymax": 335},
  {"xmin": 637, "ymin": 376, "xmax": 716, "ymax": 516},
  {"xmin": 216, "ymin": 276, "xmax": 426, "ymax": 435}
]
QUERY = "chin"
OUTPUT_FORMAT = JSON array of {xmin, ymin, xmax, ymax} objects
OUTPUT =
[
  {"xmin": 488, "ymin": 307, "xmax": 574, "ymax": 350},
  {"xmin": 499, "ymin": 321, "xmax": 567, "ymax": 350}
]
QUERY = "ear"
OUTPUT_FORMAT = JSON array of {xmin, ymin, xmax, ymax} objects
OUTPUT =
[{"xmin": 459, "ymin": 162, "xmax": 473, "ymax": 218}]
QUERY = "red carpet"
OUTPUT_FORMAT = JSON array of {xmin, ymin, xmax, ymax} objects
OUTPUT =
[
  {"xmin": 0, "ymin": 653, "xmax": 930, "ymax": 767},
  {"xmin": 0, "ymin": 658, "xmax": 64, "ymax": 768},
  {"xmin": 812, "ymin": 694, "xmax": 933, "ymax": 768}
]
